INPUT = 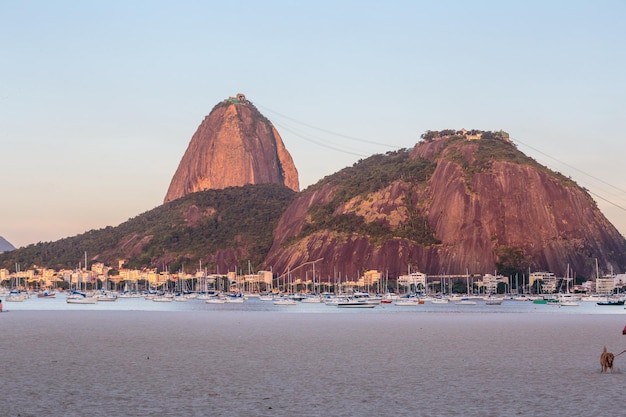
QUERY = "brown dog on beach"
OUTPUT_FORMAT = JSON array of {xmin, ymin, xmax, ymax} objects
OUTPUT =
[{"xmin": 601, "ymin": 346, "xmax": 614, "ymax": 373}]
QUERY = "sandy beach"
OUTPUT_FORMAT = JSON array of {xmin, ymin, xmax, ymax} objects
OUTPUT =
[{"xmin": 2, "ymin": 309, "xmax": 625, "ymax": 416}]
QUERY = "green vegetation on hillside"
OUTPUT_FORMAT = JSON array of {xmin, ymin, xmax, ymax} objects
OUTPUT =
[
  {"xmin": 424, "ymin": 129, "xmax": 579, "ymax": 189},
  {"xmin": 311, "ymin": 150, "xmax": 436, "ymax": 211},
  {"xmin": 471, "ymin": 137, "xmax": 526, "ymax": 171},
  {"xmin": 420, "ymin": 129, "xmax": 510, "ymax": 142},
  {"xmin": 495, "ymin": 245, "xmax": 531, "ymax": 278},
  {"xmin": 0, "ymin": 184, "xmax": 296, "ymax": 272},
  {"xmin": 298, "ymin": 150, "xmax": 440, "ymax": 246}
]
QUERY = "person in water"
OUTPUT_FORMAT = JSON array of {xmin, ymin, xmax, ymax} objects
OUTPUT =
[{"xmin": 0, "ymin": 299, "xmax": 3, "ymax": 312}]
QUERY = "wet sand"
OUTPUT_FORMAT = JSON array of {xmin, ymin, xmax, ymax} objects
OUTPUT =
[{"xmin": 1, "ymin": 310, "xmax": 625, "ymax": 416}]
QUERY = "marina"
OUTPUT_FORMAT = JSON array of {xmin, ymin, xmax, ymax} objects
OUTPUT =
[{"xmin": 4, "ymin": 291, "xmax": 626, "ymax": 314}]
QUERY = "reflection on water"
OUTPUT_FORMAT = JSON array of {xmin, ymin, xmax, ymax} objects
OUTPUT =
[{"xmin": 2, "ymin": 296, "xmax": 626, "ymax": 416}]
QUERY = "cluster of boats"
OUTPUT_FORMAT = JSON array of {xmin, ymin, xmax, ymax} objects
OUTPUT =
[
  {"xmin": 198, "ymin": 292, "xmax": 626, "ymax": 308},
  {"xmin": 502, "ymin": 294, "xmax": 626, "ymax": 307},
  {"xmin": 0, "ymin": 289, "xmax": 127, "ymax": 304},
  {"xmin": 516, "ymin": 293, "xmax": 626, "ymax": 307},
  {"xmin": 200, "ymin": 292, "xmax": 505, "ymax": 307},
  {"xmin": 0, "ymin": 288, "xmax": 493, "ymax": 307},
  {"xmin": 4, "ymin": 287, "xmax": 626, "ymax": 309}
]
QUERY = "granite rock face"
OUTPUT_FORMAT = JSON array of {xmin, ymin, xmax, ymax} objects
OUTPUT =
[
  {"xmin": 263, "ymin": 134, "xmax": 626, "ymax": 280},
  {"xmin": 164, "ymin": 95, "xmax": 299, "ymax": 203}
]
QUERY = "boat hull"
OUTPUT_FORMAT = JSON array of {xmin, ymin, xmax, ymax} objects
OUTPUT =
[
  {"xmin": 395, "ymin": 300, "xmax": 424, "ymax": 306},
  {"xmin": 597, "ymin": 301, "xmax": 624, "ymax": 306},
  {"xmin": 205, "ymin": 299, "xmax": 227, "ymax": 304},
  {"xmin": 273, "ymin": 300, "xmax": 298, "ymax": 306},
  {"xmin": 66, "ymin": 297, "xmax": 97, "ymax": 304},
  {"xmin": 336, "ymin": 302, "xmax": 377, "ymax": 308}
]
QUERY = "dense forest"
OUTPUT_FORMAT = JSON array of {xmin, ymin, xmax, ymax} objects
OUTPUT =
[{"xmin": 0, "ymin": 184, "xmax": 296, "ymax": 273}]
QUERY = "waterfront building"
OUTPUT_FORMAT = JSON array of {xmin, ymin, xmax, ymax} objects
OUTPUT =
[
  {"xmin": 145, "ymin": 269, "xmax": 159, "ymax": 284},
  {"xmin": 397, "ymin": 272, "xmax": 427, "ymax": 289},
  {"xmin": 236, "ymin": 271, "xmax": 273, "ymax": 291},
  {"xmin": 596, "ymin": 275, "xmax": 616, "ymax": 294},
  {"xmin": 90, "ymin": 262, "xmax": 111, "ymax": 276},
  {"xmin": 614, "ymin": 274, "xmax": 626, "ymax": 292},
  {"xmin": 358, "ymin": 270, "xmax": 382, "ymax": 287},
  {"xmin": 478, "ymin": 274, "xmax": 508, "ymax": 293},
  {"xmin": 529, "ymin": 271, "xmax": 557, "ymax": 293}
]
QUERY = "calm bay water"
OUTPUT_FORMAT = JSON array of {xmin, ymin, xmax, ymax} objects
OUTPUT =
[{"xmin": 2, "ymin": 296, "xmax": 626, "ymax": 416}]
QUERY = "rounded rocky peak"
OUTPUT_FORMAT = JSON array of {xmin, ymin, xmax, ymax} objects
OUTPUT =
[{"xmin": 164, "ymin": 95, "xmax": 299, "ymax": 203}]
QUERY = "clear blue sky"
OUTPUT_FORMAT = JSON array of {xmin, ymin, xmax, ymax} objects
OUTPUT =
[{"xmin": 1, "ymin": 1, "xmax": 625, "ymax": 248}]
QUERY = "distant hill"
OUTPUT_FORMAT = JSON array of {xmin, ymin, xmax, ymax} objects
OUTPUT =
[
  {"xmin": 0, "ymin": 184, "xmax": 296, "ymax": 272},
  {"xmin": 0, "ymin": 236, "xmax": 15, "ymax": 253}
]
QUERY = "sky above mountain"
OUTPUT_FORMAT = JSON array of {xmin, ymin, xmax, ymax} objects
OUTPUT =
[{"xmin": 1, "ymin": 1, "xmax": 625, "ymax": 248}]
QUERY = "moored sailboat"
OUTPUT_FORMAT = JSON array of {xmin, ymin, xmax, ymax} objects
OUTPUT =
[{"xmin": 66, "ymin": 291, "xmax": 97, "ymax": 304}]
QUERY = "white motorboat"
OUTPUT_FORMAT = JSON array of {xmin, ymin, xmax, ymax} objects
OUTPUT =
[
  {"xmin": 66, "ymin": 292, "xmax": 97, "ymax": 304},
  {"xmin": 336, "ymin": 301, "xmax": 377, "ymax": 308},
  {"xmin": 349, "ymin": 292, "xmax": 381, "ymax": 305},
  {"xmin": 558, "ymin": 294, "xmax": 581, "ymax": 304},
  {"xmin": 206, "ymin": 297, "xmax": 227, "ymax": 304},
  {"xmin": 395, "ymin": 298, "xmax": 424, "ymax": 306},
  {"xmin": 330, "ymin": 292, "xmax": 381, "ymax": 308},
  {"xmin": 273, "ymin": 298, "xmax": 298, "ymax": 306},
  {"xmin": 94, "ymin": 292, "xmax": 118, "ymax": 302},
  {"xmin": 484, "ymin": 296, "xmax": 503, "ymax": 305},
  {"xmin": 5, "ymin": 291, "xmax": 28, "ymax": 302}
]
